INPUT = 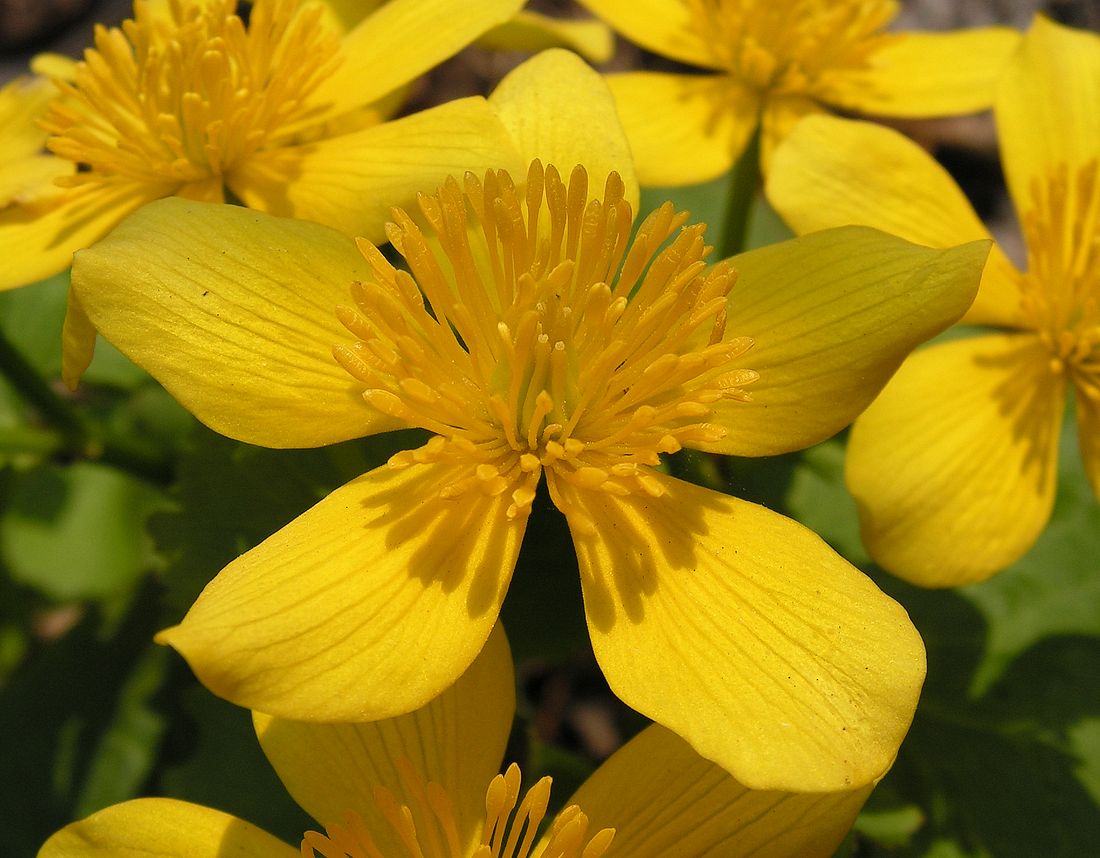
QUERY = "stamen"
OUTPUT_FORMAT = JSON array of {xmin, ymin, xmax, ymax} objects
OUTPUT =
[
  {"xmin": 41, "ymin": 0, "xmax": 341, "ymax": 191},
  {"xmin": 337, "ymin": 160, "xmax": 759, "ymax": 523},
  {"xmin": 1018, "ymin": 159, "xmax": 1100, "ymax": 395},
  {"xmin": 684, "ymin": 0, "xmax": 899, "ymax": 96}
]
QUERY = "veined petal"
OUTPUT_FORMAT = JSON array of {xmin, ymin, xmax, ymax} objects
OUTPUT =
[
  {"xmin": 759, "ymin": 94, "xmax": 823, "ymax": 173},
  {"xmin": 1078, "ymin": 386, "xmax": 1100, "ymax": 502},
  {"xmin": 157, "ymin": 461, "xmax": 526, "ymax": 722},
  {"xmin": 0, "ymin": 181, "xmax": 158, "ymax": 292},
  {"xmin": 562, "ymin": 725, "xmax": 872, "ymax": 857},
  {"xmin": 37, "ymin": 797, "xmax": 296, "ymax": 858},
  {"xmin": 312, "ymin": 0, "xmax": 524, "ymax": 117},
  {"xmin": 232, "ymin": 97, "xmax": 523, "ymax": 245},
  {"xmin": 766, "ymin": 115, "xmax": 1026, "ymax": 328},
  {"xmin": 605, "ymin": 72, "xmax": 758, "ymax": 186},
  {"xmin": 61, "ymin": 289, "xmax": 97, "ymax": 390},
  {"xmin": 704, "ymin": 227, "xmax": 988, "ymax": 457},
  {"xmin": 489, "ymin": 50, "xmax": 637, "ymax": 209},
  {"xmin": 576, "ymin": 0, "xmax": 717, "ymax": 68},
  {"xmin": 827, "ymin": 27, "xmax": 1021, "ymax": 116},
  {"xmin": 254, "ymin": 626, "xmax": 513, "ymax": 855},
  {"xmin": 562, "ymin": 471, "xmax": 925, "ymax": 792},
  {"xmin": 71, "ymin": 197, "xmax": 400, "ymax": 448},
  {"xmin": 996, "ymin": 16, "xmax": 1100, "ymax": 214},
  {"xmin": 848, "ymin": 333, "xmax": 1065, "ymax": 586},
  {"xmin": 477, "ymin": 11, "xmax": 615, "ymax": 62},
  {"xmin": 0, "ymin": 155, "xmax": 72, "ymax": 209}
]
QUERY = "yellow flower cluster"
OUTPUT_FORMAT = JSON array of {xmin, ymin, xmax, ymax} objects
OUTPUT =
[{"xmin": 4, "ymin": 1, "xmax": 1087, "ymax": 856}]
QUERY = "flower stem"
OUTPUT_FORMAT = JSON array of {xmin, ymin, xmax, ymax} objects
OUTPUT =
[
  {"xmin": 0, "ymin": 325, "xmax": 86, "ymax": 448},
  {"xmin": 0, "ymin": 326, "xmax": 173, "ymax": 486},
  {"xmin": 717, "ymin": 127, "xmax": 762, "ymax": 259}
]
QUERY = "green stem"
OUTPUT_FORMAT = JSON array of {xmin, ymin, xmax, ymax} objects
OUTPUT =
[
  {"xmin": 0, "ymin": 325, "xmax": 87, "ymax": 448},
  {"xmin": 0, "ymin": 425, "xmax": 66, "ymax": 457},
  {"xmin": 717, "ymin": 126, "xmax": 762, "ymax": 259},
  {"xmin": 0, "ymin": 327, "xmax": 173, "ymax": 486},
  {"xmin": 93, "ymin": 434, "xmax": 175, "ymax": 487}
]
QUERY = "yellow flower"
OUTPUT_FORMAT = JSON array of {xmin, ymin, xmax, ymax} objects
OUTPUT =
[
  {"xmin": 576, "ymin": 0, "xmax": 1020, "ymax": 184},
  {"xmin": 70, "ymin": 90, "xmax": 989, "ymax": 795},
  {"xmin": 0, "ymin": 0, "xmax": 524, "ymax": 382},
  {"xmin": 765, "ymin": 16, "xmax": 1100, "ymax": 586},
  {"xmin": 39, "ymin": 626, "xmax": 873, "ymax": 858}
]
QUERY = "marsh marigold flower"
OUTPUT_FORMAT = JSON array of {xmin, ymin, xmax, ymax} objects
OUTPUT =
[
  {"xmin": 72, "ymin": 149, "xmax": 987, "ymax": 790},
  {"xmin": 766, "ymin": 16, "xmax": 1100, "ymax": 586},
  {"xmin": 0, "ymin": 0, "xmax": 523, "ymax": 383},
  {"xmin": 38, "ymin": 627, "xmax": 873, "ymax": 858},
  {"xmin": 575, "ymin": 0, "xmax": 1020, "ymax": 184}
]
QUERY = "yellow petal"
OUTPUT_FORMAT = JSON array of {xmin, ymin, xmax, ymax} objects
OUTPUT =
[
  {"xmin": 61, "ymin": 288, "xmax": 97, "ymax": 390},
  {"xmin": 232, "ymin": 97, "xmax": 522, "ymax": 244},
  {"xmin": 995, "ymin": 16, "xmax": 1100, "ymax": 218},
  {"xmin": 827, "ymin": 27, "xmax": 1021, "ymax": 116},
  {"xmin": 1078, "ymin": 386, "xmax": 1100, "ymax": 502},
  {"xmin": 766, "ymin": 115, "xmax": 1027, "ymax": 328},
  {"xmin": 575, "ymin": 0, "xmax": 716, "ymax": 68},
  {"xmin": 705, "ymin": 227, "xmax": 988, "ymax": 457},
  {"xmin": 311, "ymin": 0, "xmax": 524, "ymax": 117},
  {"xmin": 561, "ymin": 470, "xmax": 925, "ymax": 792},
  {"xmin": 847, "ymin": 333, "xmax": 1065, "ymax": 586},
  {"xmin": 71, "ymin": 197, "xmax": 399, "ymax": 448},
  {"xmin": 759, "ymin": 94, "xmax": 823, "ymax": 173},
  {"xmin": 0, "ymin": 155, "xmax": 72, "ymax": 208},
  {"xmin": 605, "ymin": 71, "xmax": 758, "ymax": 186},
  {"xmin": 0, "ymin": 75, "xmax": 54, "ymax": 161},
  {"xmin": 489, "ymin": 50, "xmax": 637, "ymax": 209},
  {"xmin": 563, "ymin": 725, "xmax": 872, "ymax": 857},
  {"xmin": 477, "ymin": 10, "xmax": 614, "ymax": 63},
  {"xmin": 0, "ymin": 181, "xmax": 157, "ymax": 291},
  {"xmin": 158, "ymin": 460, "xmax": 526, "ymax": 722},
  {"xmin": 38, "ymin": 797, "xmax": 296, "ymax": 858},
  {"xmin": 254, "ymin": 626, "xmax": 513, "ymax": 855}
]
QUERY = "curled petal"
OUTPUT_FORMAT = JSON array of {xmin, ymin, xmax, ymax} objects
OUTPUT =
[
  {"xmin": 158, "ymin": 461, "xmax": 526, "ymax": 722},
  {"xmin": 848, "ymin": 333, "xmax": 1065, "ymax": 585},
  {"xmin": 561, "ymin": 470, "xmax": 925, "ymax": 792}
]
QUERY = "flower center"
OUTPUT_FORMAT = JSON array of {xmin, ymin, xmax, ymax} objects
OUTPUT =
[
  {"xmin": 686, "ymin": 0, "xmax": 898, "ymax": 95},
  {"xmin": 1018, "ymin": 159, "xmax": 1100, "ymax": 401},
  {"xmin": 334, "ymin": 161, "xmax": 758, "ymax": 533},
  {"xmin": 301, "ymin": 760, "xmax": 613, "ymax": 858},
  {"xmin": 41, "ymin": 0, "xmax": 340, "ymax": 191}
]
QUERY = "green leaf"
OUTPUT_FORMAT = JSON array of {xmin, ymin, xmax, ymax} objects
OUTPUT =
[
  {"xmin": 0, "ymin": 274, "xmax": 69, "ymax": 376},
  {"xmin": 784, "ymin": 434, "xmax": 866, "ymax": 562},
  {"xmin": 158, "ymin": 684, "xmax": 311, "ymax": 844},
  {"xmin": 0, "ymin": 461, "xmax": 165, "ymax": 604},
  {"xmin": 959, "ymin": 420, "xmax": 1100, "ymax": 694},
  {"xmin": 150, "ymin": 425, "xmax": 425, "ymax": 620},
  {"xmin": 0, "ymin": 586, "xmax": 169, "ymax": 856},
  {"xmin": 0, "ymin": 272, "xmax": 148, "ymax": 389},
  {"xmin": 74, "ymin": 645, "xmax": 170, "ymax": 816}
]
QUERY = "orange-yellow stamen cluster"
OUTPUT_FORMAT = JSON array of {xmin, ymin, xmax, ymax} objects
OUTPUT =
[
  {"xmin": 334, "ymin": 161, "xmax": 758, "ymax": 529},
  {"xmin": 686, "ymin": 0, "xmax": 898, "ymax": 95},
  {"xmin": 301, "ymin": 760, "xmax": 613, "ymax": 858},
  {"xmin": 1019, "ymin": 159, "xmax": 1100, "ymax": 401},
  {"xmin": 42, "ymin": 0, "xmax": 340, "ymax": 190}
]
